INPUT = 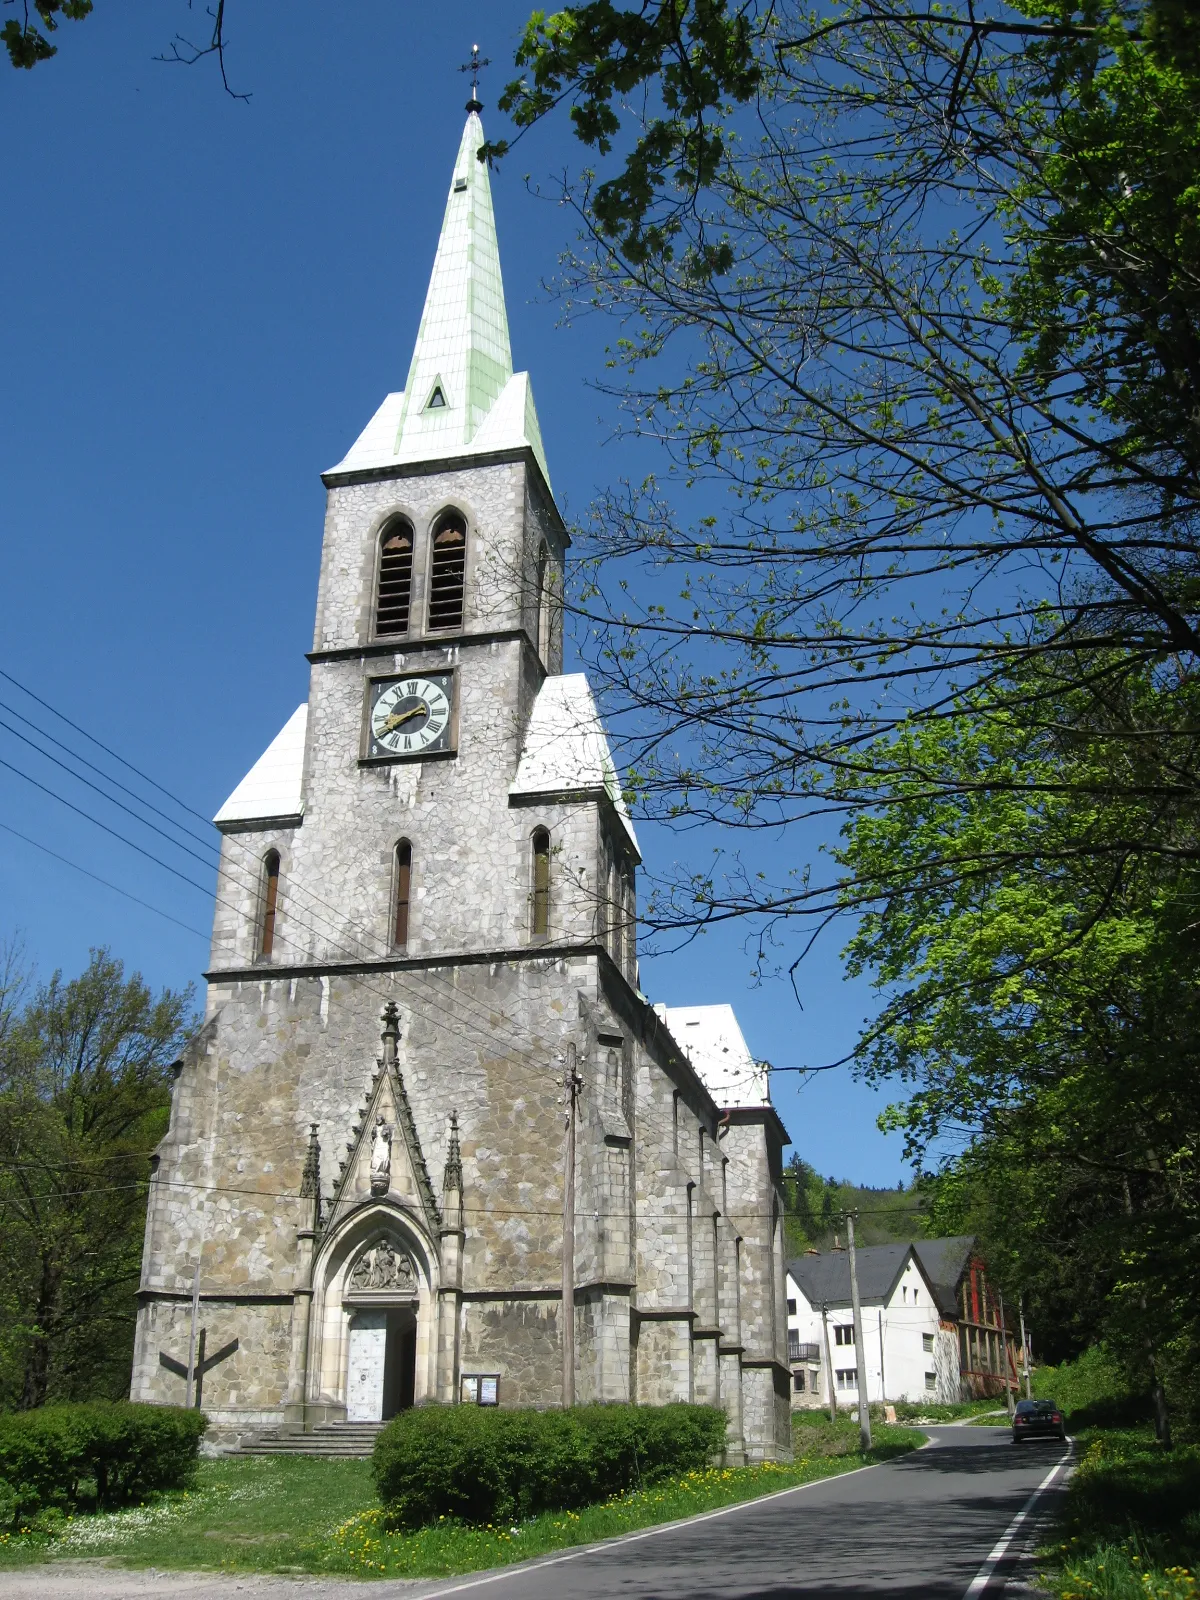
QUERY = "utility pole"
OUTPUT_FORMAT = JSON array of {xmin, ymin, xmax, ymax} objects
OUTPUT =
[
  {"xmin": 561, "ymin": 1043, "xmax": 582, "ymax": 1409},
  {"xmin": 877, "ymin": 1306, "xmax": 887, "ymax": 1404},
  {"xmin": 998, "ymin": 1292, "xmax": 1015, "ymax": 1416},
  {"xmin": 846, "ymin": 1213, "xmax": 872, "ymax": 1451},
  {"xmin": 821, "ymin": 1303, "xmax": 837, "ymax": 1421},
  {"xmin": 1018, "ymin": 1294, "xmax": 1032, "ymax": 1399}
]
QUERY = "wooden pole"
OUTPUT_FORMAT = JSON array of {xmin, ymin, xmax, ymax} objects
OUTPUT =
[
  {"xmin": 998, "ymin": 1291, "xmax": 1015, "ymax": 1416},
  {"xmin": 877, "ymin": 1306, "xmax": 887, "ymax": 1404},
  {"xmin": 1019, "ymin": 1294, "xmax": 1032, "ymax": 1399},
  {"xmin": 821, "ymin": 1303, "xmax": 837, "ymax": 1421},
  {"xmin": 846, "ymin": 1214, "xmax": 872, "ymax": 1450},
  {"xmin": 561, "ymin": 1043, "xmax": 581, "ymax": 1408},
  {"xmin": 184, "ymin": 1257, "xmax": 201, "ymax": 1409}
]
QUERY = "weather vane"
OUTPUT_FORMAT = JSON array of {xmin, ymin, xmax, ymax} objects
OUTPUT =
[{"xmin": 457, "ymin": 43, "xmax": 490, "ymax": 112}]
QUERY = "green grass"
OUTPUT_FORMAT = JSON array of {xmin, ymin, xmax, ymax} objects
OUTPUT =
[
  {"xmin": 0, "ymin": 1416, "xmax": 923, "ymax": 1579},
  {"xmin": 887, "ymin": 1399, "xmax": 1004, "ymax": 1423},
  {"xmin": 1039, "ymin": 1428, "xmax": 1200, "ymax": 1600}
]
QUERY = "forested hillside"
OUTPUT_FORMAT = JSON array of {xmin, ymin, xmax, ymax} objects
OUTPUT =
[{"xmin": 781, "ymin": 1156, "xmax": 926, "ymax": 1255}]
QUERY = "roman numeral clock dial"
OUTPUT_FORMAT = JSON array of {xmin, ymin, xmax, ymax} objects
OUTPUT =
[{"xmin": 366, "ymin": 673, "xmax": 455, "ymax": 761}]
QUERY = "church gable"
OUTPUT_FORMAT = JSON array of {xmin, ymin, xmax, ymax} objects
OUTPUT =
[{"xmin": 325, "ymin": 1003, "xmax": 440, "ymax": 1240}]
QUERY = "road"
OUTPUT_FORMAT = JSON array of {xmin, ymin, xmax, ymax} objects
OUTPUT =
[{"xmin": 0, "ymin": 1425, "xmax": 1071, "ymax": 1600}]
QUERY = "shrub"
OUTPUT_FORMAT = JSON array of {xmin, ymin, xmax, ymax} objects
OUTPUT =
[
  {"xmin": 1033, "ymin": 1345, "xmax": 1151, "ymax": 1429},
  {"xmin": 373, "ymin": 1402, "xmax": 727, "ymax": 1529},
  {"xmin": 0, "ymin": 1401, "xmax": 207, "ymax": 1525}
]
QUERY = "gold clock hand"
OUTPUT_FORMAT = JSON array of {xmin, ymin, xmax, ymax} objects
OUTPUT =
[{"xmin": 381, "ymin": 702, "xmax": 428, "ymax": 733}]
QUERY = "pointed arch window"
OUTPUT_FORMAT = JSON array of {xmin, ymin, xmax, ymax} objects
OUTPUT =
[
  {"xmin": 393, "ymin": 840, "xmax": 413, "ymax": 948},
  {"xmin": 535, "ymin": 543, "xmax": 550, "ymax": 661},
  {"xmin": 258, "ymin": 850, "xmax": 280, "ymax": 959},
  {"xmin": 531, "ymin": 827, "xmax": 551, "ymax": 938},
  {"xmin": 376, "ymin": 519, "xmax": 414, "ymax": 638},
  {"xmin": 428, "ymin": 510, "xmax": 467, "ymax": 631}
]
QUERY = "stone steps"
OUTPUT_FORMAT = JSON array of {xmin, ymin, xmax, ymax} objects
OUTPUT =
[{"xmin": 238, "ymin": 1421, "xmax": 387, "ymax": 1458}]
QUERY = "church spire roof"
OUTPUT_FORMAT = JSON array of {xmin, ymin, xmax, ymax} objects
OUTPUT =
[{"xmin": 325, "ymin": 111, "xmax": 550, "ymax": 488}]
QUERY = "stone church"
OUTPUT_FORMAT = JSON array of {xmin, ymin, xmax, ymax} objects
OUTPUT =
[{"xmin": 130, "ymin": 101, "xmax": 793, "ymax": 1461}]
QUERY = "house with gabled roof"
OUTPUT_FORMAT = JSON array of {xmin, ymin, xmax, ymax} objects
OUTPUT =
[{"xmin": 785, "ymin": 1234, "xmax": 1019, "ymax": 1409}]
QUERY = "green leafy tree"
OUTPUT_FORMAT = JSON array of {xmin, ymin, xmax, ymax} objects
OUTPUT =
[
  {"xmin": 835, "ymin": 659, "xmax": 1200, "ymax": 1430},
  {"xmin": 489, "ymin": 0, "xmax": 1200, "ymax": 955},
  {"xmin": 0, "ymin": 947, "xmax": 194, "ymax": 1410}
]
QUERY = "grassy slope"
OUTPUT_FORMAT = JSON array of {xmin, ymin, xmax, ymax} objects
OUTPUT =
[
  {"xmin": 1038, "ymin": 1428, "xmax": 1200, "ymax": 1600},
  {"xmin": 0, "ymin": 1417, "xmax": 922, "ymax": 1579}
]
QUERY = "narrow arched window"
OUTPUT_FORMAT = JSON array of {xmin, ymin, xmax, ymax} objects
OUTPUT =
[
  {"xmin": 428, "ymin": 510, "xmax": 467, "ymax": 630},
  {"xmin": 258, "ymin": 850, "xmax": 280, "ymax": 959},
  {"xmin": 535, "ymin": 543, "xmax": 550, "ymax": 660},
  {"xmin": 393, "ymin": 840, "xmax": 412, "ymax": 948},
  {"xmin": 531, "ymin": 827, "xmax": 550, "ymax": 938},
  {"xmin": 376, "ymin": 519, "xmax": 414, "ymax": 637}
]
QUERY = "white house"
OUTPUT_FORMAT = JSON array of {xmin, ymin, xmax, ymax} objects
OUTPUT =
[{"xmin": 786, "ymin": 1242, "xmax": 963, "ymax": 1408}]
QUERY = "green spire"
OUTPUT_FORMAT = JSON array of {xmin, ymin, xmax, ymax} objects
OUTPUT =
[{"xmin": 393, "ymin": 112, "xmax": 513, "ymax": 460}]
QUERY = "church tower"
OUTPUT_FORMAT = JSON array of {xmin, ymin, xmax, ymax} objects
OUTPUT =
[{"xmin": 131, "ymin": 101, "xmax": 792, "ymax": 1460}]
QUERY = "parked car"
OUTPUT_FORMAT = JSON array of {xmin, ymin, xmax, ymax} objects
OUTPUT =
[{"xmin": 1012, "ymin": 1399, "xmax": 1066, "ymax": 1443}]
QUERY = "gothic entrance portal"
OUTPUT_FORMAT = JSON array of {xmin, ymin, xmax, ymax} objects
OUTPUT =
[{"xmin": 343, "ymin": 1237, "xmax": 420, "ymax": 1423}]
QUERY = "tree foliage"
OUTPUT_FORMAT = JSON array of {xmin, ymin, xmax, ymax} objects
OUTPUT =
[
  {"xmin": 836, "ymin": 658, "xmax": 1200, "ymax": 1415},
  {"xmin": 494, "ymin": 0, "xmax": 1200, "ymax": 952},
  {"xmin": 0, "ymin": 946, "xmax": 194, "ymax": 1410}
]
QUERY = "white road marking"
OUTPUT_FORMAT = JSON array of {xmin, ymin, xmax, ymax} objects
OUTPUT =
[
  {"xmin": 961, "ymin": 1444, "xmax": 1074, "ymax": 1597},
  {"xmin": 407, "ymin": 1455, "xmax": 901, "ymax": 1599}
]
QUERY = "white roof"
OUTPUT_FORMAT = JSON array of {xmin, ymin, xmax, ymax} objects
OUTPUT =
[
  {"xmin": 213, "ymin": 705, "xmax": 307, "ymax": 825},
  {"xmin": 325, "ymin": 113, "xmax": 550, "ymax": 488},
  {"xmin": 657, "ymin": 1003, "xmax": 771, "ymax": 1108},
  {"xmin": 511, "ymin": 673, "xmax": 638, "ymax": 854}
]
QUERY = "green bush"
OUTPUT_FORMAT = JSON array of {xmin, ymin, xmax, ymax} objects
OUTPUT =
[
  {"xmin": 1033, "ymin": 1345, "xmax": 1150, "ymax": 1429},
  {"xmin": 372, "ymin": 1402, "xmax": 727, "ymax": 1529},
  {"xmin": 0, "ymin": 1401, "xmax": 207, "ymax": 1526}
]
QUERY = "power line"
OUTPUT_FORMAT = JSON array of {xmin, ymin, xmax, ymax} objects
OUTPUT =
[
  {"xmin": 0, "ymin": 665, "xmax": 744, "ymax": 1107},
  {"xmin": 0, "ymin": 819, "xmax": 208, "ymax": 939},
  {"xmin": 0, "ymin": 1165, "xmax": 919, "ymax": 1222}
]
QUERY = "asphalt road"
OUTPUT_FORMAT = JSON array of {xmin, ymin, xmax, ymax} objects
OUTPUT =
[{"xmin": 0, "ymin": 1425, "xmax": 1071, "ymax": 1600}]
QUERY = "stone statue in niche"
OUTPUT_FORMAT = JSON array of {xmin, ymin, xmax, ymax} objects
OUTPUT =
[
  {"xmin": 369, "ymin": 1116, "xmax": 392, "ymax": 1195},
  {"xmin": 348, "ymin": 1239, "xmax": 417, "ymax": 1293}
]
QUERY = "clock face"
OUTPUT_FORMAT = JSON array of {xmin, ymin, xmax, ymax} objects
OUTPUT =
[{"xmin": 366, "ymin": 674, "xmax": 455, "ymax": 760}]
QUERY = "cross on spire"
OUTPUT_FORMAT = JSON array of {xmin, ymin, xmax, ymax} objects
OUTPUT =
[{"xmin": 457, "ymin": 42, "xmax": 489, "ymax": 112}]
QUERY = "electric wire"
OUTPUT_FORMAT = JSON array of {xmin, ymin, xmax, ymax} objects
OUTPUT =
[
  {"xmin": 0, "ymin": 680, "xmax": 564, "ymax": 1060},
  {"xmin": 0, "ymin": 819, "xmax": 208, "ymax": 939},
  {"xmin": 0, "ymin": 666, "xmax": 823, "ymax": 1139}
]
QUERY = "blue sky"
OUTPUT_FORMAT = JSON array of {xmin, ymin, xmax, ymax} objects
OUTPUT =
[{"xmin": 0, "ymin": 0, "xmax": 907, "ymax": 1185}]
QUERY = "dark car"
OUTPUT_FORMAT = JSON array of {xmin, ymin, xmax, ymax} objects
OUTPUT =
[{"xmin": 1012, "ymin": 1399, "xmax": 1066, "ymax": 1443}]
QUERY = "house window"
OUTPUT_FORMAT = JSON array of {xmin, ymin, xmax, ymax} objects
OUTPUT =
[
  {"xmin": 902, "ymin": 1286, "xmax": 907, "ymax": 1302},
  {"xmin": 836, "ymin": 1369, "xmax": 858, "ymax": 1391},
  {"xmin": 788, "ymin": 1330, "xmax": 801, "ymax": 1362},
  {"xmin": 258, "ymin": 850, "xmax": 280, "ymax": 959},
  {"xmin": 392, "ymin": 841, "xmax": 413, "ymax": 947},
  {"xmin": 925, "ymin": 1371, "xmax": 937, "ymax": 1391},
  {"xmin": 375, "ymin": 519, "xmax": 414, "ymax": 636},
  {"xmin": 913, "ymin": 1289, "xmax": 919, "ymax": 1302},
  {"xmin": 531, "ymin": 828, "xmax": 551, "ymax": 937},
  {"xmin": 428, "ymin": 511, "xmax": 467, "ymax": 630},
  {"xmin": 922, "ymin": 1332, "xmax": 935, "ymax": 1353},
  {"xmin": 793, "ymin": 1371, "xmax": 806, "ymax": 1393},
  {"xmin": 787, "ymin": 1298, "xmax": 797, "ymax": 1316},
  {"xmin": 834, "ymin": 1324, "xmax": 855, "ymax": 1345}
]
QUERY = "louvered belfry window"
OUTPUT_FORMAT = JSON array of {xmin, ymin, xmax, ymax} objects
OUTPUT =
[
  {"xmin": 428, "ymin": 510, "xmax": 467, "ymax": 630},
  {"xmin": 376, "ymin": 520, "xmax": 414, "ymax": 637}
]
